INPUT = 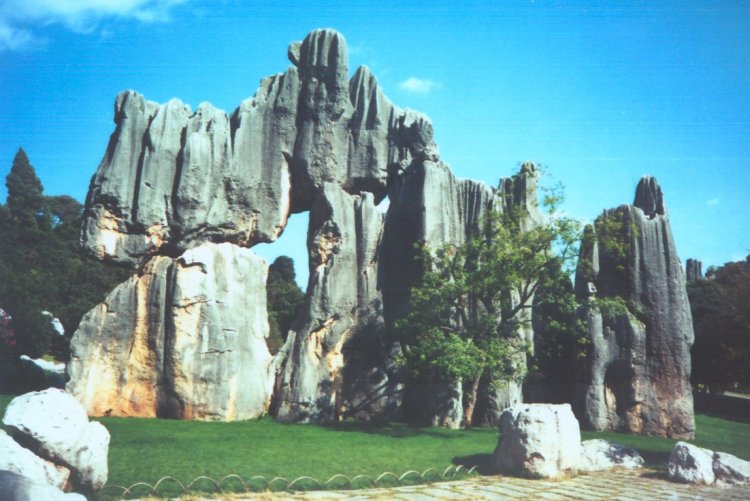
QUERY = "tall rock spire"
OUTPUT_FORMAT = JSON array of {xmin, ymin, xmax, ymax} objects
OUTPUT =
[{"xmin": 575, "ymin": 176, "xmax": 695, "ymax": 439}]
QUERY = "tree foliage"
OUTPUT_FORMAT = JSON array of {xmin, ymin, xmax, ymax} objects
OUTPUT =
[
  {"xmin": 397, "ymin": 179, "xmax": 582, "ymax": 426},
  {"xmin": 528, "ymin": 258, "xmax": 586, "ymax": 402},
  {"xmin": 688, "ymin": 255, "xmax": 750, "ymax": 393},
  {"xmin": 266, "ymin": 256, "xmax": 305, "ymax": 354},
  {"xmin": 6, "ymin": 148, "xmax": 45, "ymax": 228},
  {"xmin": 0, "ymin": 149, "xmax": 130, "ymax": 380}
]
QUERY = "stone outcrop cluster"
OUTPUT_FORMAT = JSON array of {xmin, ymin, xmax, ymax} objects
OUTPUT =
[
  {"xmin": 0, "ymin": 389, "xmax": 108, "ymax": 499},
  {"xmin": 491, "ymin": 403, "xmax": 643, "ymax": 479},
  {"xmin": 67, "ymin": 29, "xmax": 695, "ymax": 432},
  {"xmin": 68, "ymin": 29, "xmax": 539, "ymax": 425},
  {"xmin": 574, "ymin": 177, "xmax": 695, "ymax": 438}
]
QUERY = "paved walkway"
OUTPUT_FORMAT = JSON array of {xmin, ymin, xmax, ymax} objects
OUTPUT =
[{"xmin": 184, "ymin": 468, "xmax": 750, "ymax": 500}]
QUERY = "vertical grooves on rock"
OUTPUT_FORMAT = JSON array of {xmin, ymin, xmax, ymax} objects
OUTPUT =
[{"xmin": 169, "ymin": 126, "xmax": 188, "ymax": 238}]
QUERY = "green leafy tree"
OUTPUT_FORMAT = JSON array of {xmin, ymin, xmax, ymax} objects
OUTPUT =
[
  {"xmin": 397, "ymin": 181, "xmax": 582, "ymax": 426},
  {"xmin": 0, "ymin": 149, "xmax": 130, "ymax": 374},
  {"xmin": 528, "ymin": 258, "xmax": 585, "ymax": 403},
  {"xmin": 266, "ymin": 256, "xmax": 305, "ymax": 354},
  {"xmin": 688, "ymin": 255, "xmax": 750, "ymax": 393},
  {"xmin": 6, "ymin": 148, "xmax": 44, "ymax": 227}
]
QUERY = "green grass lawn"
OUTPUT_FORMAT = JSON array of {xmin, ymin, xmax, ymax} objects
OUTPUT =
[{"xmin": 2, "ymin": 393, "xmax": 750, "ymax": 498}]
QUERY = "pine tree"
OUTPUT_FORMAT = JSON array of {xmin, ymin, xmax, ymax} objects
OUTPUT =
[{"xmin": 6, "ymin": 148, "xmax": 44, "ymax": 227}]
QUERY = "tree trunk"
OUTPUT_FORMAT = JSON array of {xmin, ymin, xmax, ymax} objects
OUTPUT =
[{"xmin": 463, "ymin": 376, "xmax": 482, "ymax": 428}]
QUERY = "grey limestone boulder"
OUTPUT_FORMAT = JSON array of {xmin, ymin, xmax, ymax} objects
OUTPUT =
[
  {"xmin": 0, "ymin": 471, "xmax": 85, "ymax": 501},
  {"xmin": 67, "ymin": 242, "xmax": 273, "ymax": 420},
  {"xmin": 575, "ymin": 176, "xmax": 695, "ymax": 438},
  {"xmin": 492, "ymin": 403, "xmax": 581, "ymax": 478},
  {"xmin": 579, "ymin": 439, "xmax": 644, "ymax": 472},
  {"xmin": 2, "ymin": 389, "xmax": 109, "ymax": 491}
]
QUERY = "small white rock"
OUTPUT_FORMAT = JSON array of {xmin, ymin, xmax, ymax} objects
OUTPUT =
[
  {"xmin": 579, "ymin": 439, "xmax": 644, "ymax": 472},
  {"xmin": 2, "ymin": 388, "xmax": 109, "ymax": 490},
  {"xmin": 668, "ymin": 442, "xmax": 715, "ymax": 484}
]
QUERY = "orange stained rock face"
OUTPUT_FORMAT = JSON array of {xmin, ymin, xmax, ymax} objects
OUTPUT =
[
  {"xmin": 308, "ymin": 317, "xmax": 336, "ymax": 361},
  {"xmin": 145, "ymin": 223, "xmax": 166, "ymax": 250}
]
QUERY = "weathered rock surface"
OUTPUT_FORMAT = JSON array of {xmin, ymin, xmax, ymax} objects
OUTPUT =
[
  {"xmin": 0, "ymin": 471, "xmax": 85, "ymax": 501},
  {"xmin": 579, "ymin": 439, "xmax": 644, "ymax": 472},
  {"xmin": 669, "ymin": 442, "xmax": 716, "ymax": 484},
  {"xmin": 714, "ymin": 451, "xmax": 750, "ymax": 484},
  {"xmin": 686, "ymin": 258, "xmax": 704, "ymax": 282},
  {"xmin": 67, "ymin": 242, "xmax": 273, "ymax": 420},
  {"xmin": 2, "ymin": 389, "xmax": 109, "ymax": 491},
  {"xmin": 0, "ymin": 430, "xmax": 71, "ymax": 490},
  {"xmin": 575, "ymin": 176, "xmax": 695, "ymax": 438},
  {"xmin": 271, "ymin": 186, "xmax": 401, "ymax": 422},
  {"xmin": 492, "ymin": 403, "xmax": 581, "ymax": 478},
  {"xmin": 81, "ymin": 29, "xmax": 425, "ymax": 265},
  {"xmin": 668, "ymin": 442, "xmax": 750, "ymax": 485}
]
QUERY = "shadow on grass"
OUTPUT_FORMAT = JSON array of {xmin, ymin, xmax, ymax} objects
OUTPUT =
[
  {"xmin": 322, "ymin": 420, "xmax": 476, "ymax": 439},
  {"xmin": 452, "ymin": 453, "xmax": 495, "ymax": 475}
]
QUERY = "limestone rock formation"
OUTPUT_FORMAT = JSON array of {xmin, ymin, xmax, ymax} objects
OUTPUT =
[
  {"xmin": 686, "ymin": 258, "xmax": 704, "ymax": 282},
  {"xmin": 575, "ymin": 176, "xmax": 695, "ymax": 438},
  {"xmin": 73, "ymin": 28, "xmax": 697, "ymax": 430},
  {"xmin": 491, "ymin": 403, "xmax": 581, "ymax": 478},
  {"xmin": 271, "ymin": 185, "xmax": 401, "ymax": 422},
  {"xmin": 67, "ymin": 242, "xmax": 273, "ymax": 420},
  {"xmin": 80, "ymin": 29, "xmax": 424, "ymax": 265}
]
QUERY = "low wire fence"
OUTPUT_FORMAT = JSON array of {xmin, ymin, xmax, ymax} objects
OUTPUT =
[{"xmin": 97, "ymin": 465, "xmax": 479, "ymax": 499}]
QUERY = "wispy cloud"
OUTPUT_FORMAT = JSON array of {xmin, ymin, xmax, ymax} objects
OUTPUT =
[
  {"xmin": 0, "ymin": 0, "xmax": 190, "ymax": 51},
  {"xmin": 398, "ymin": 77, "xmax": 441, "ymax": 95},
  {"xmin": 705, "ymin": 197, "xmax": 720, "ymax": 206}
]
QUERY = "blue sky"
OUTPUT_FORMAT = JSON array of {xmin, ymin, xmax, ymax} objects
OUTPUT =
[{"xmin": 1, "ymin": 0, "xmax": 748, "ymax": 285}]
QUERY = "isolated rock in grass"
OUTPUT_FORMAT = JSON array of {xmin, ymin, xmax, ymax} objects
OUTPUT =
[
  {"xmin": 575, "ymin": 177, "xmax": 695, "ymax": 439},
  {"xmin": 492, "ymin": 403, "xmax": 581, "ymax": 478},
  {"xmin": 0, "ymin": 470, "xmax": 85, "ymax": 501},
  {"xmin": 68, "ymin": 242, "xmax": 274, "ymax": 421},
  {"xmin": 713, "ymin": 451, "xmax": 750, "ymax": 484},
  {"xmin": 579, "ymin": 439, "xmax": 644, "ymax": 472},
  {"xmin": 2, "ymin": 388, "xmax": 109, "ymax": 491},
  {"xmin": 668, "ymin": 442, "xmax": 715, "ymax": 484},
  {"xmin": 0, "ymin": 430, "xmax": 71, "ymax": 490}
]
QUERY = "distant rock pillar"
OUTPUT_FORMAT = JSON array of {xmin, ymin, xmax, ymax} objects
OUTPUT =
[{"xmin": 686, "ymin": 259, "xmax": 704, "ymax": 282}]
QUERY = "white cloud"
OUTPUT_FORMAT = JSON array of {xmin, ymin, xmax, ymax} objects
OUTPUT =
[
  {"xmin": 705, "ymin": 197, "xmax": 720, "ymax": 206},
  {"xmin": 0, "ymin": 0, "xmax": 189, "ymax": 50},
  {"xmin": 0, "ymin": 20, "xmax": 34, "ymax": 50},
  {"xmin": 398, "ymin": 77, "xmax": 440, "ymax": 95}
]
